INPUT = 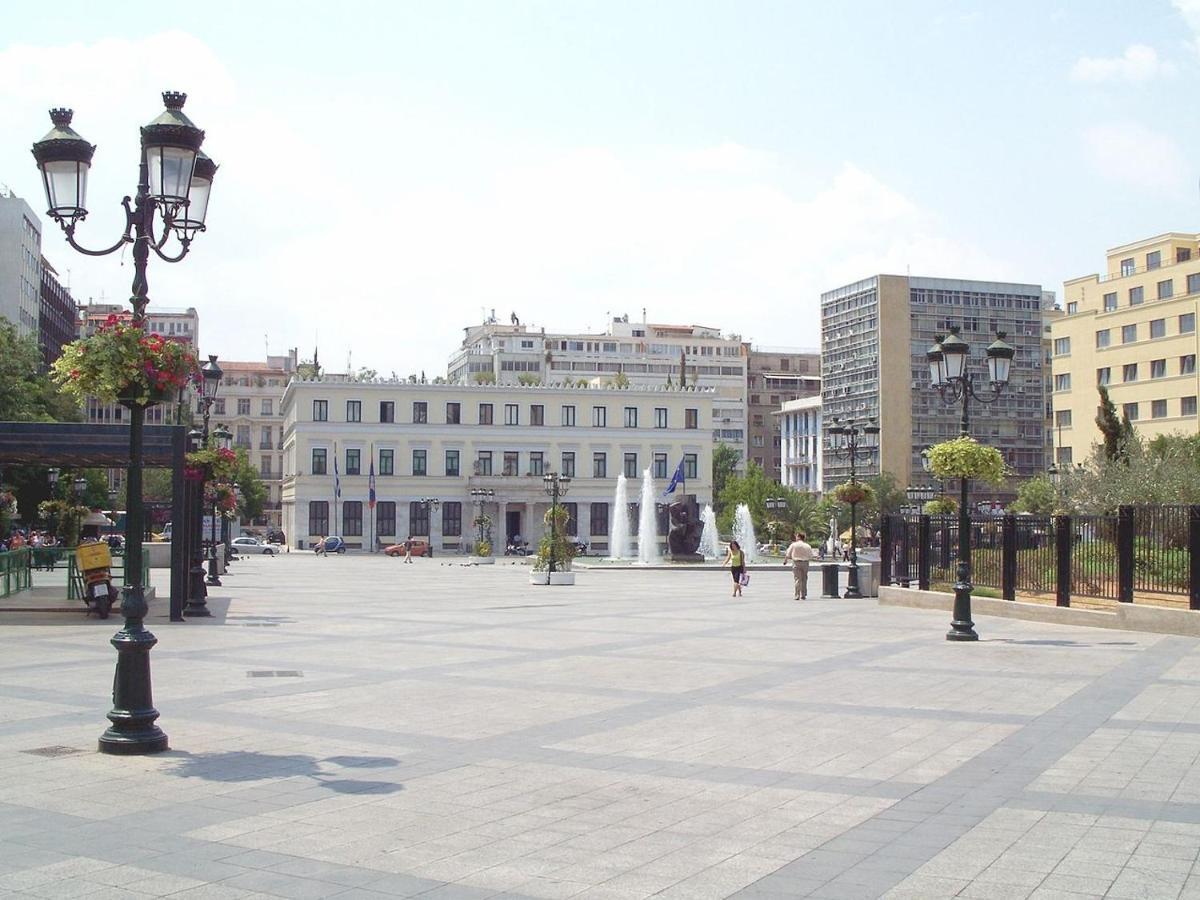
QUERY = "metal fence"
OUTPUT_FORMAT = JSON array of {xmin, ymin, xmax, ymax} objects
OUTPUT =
[{"xmin": 1, "ymin": 548, "xmax": 32, "ymax": 598}]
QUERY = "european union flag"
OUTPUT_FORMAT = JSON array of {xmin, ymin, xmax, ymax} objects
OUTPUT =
[{"xmin": 664, "ymin": 458, "xmax": 686, "ymax": 496}]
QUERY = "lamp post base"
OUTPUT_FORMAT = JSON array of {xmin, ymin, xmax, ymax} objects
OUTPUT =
[
  {"xmin": 99, "ymin": 592, "xmax": 168, "ymax": 755},
  {"xmin": 946, "ymin": 584, "xmax": 979, "ymax": 641},
  {"xmin": 185, "ymin": 561, "xmax": 210, "ymax": 616},
  {"xmin": 205, "ymin": 555, "xmax": 221, "ymax": 586}
]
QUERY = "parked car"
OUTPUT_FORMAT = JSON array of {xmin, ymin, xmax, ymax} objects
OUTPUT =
[
  {"xmin": 313, "ymin": 536, "xmax": 347, "ymax": 554},
  {"xmin": 231, "ymin": 537, "xmax": 277, "ymax": 555},
  {"xmin": 384, "ymin": 539, "xmax": 431, "ymax": 558}
]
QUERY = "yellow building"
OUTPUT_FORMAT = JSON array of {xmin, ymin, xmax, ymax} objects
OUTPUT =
[{"xmin": 1053, "ymin": 233, "xmax": 1200, "ymax": 464}]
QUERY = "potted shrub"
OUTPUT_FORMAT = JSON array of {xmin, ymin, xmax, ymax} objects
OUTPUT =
[
  {"xmin": 470, "ymin": 534, "xmax": 494, "ymax": 565},
  {"xmin": 531, "ymin": 506, "xmax": 576, "ymax": 585},
  {"xmin": 52, "ymin": 314, "xmax": 200, "ymax": 407}
]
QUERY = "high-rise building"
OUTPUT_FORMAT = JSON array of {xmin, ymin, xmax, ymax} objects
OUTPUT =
[
  {"xmin": 746, "ymin": 347, "xmax": 819, "ymax": 481},
  {"xmin": 448, "ymin": 312, "xmax": 749, "ymax": 463},
  {"xmin": 1052, "ymin": 233, "xmax": 1200, "ymax": 464},
  {"xmin": 778, "ymin": 396, "xmax": 823, "ymax": 493},
  {"xmin": 0, "ymin": 188, "xmax": 43, "ymax": 339},
  {"xmin": 820, "ymin": 275, "xmax": 1047, "ymax": 493},
  {"xmin": 39, "ymin": 257, "xmax": 77, "ymax": 368}
]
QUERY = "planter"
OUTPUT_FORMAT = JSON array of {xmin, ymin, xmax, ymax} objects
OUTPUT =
[
  {"xmin": 530, "ymin": 571, "xmax": 575, "ymax": 585},
  {"xmin": 117, "ymin": 383, "xmax": 176, "ymax": 409},
  {"xmin": 469, "ymin": 556, "xmax": 495, "ymax": 565}
]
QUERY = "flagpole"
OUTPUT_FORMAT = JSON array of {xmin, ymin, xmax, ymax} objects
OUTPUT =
[
  {"xmin": 333, "ymin": 440, "xmax": 339, "ymax": 541},
  {"xmin": 369, "ymin": 441, "xmax": 375, "ymax": 553}
]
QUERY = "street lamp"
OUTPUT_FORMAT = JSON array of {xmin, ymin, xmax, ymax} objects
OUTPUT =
[
  {"xmin": 419, "ymin": 498, "xmax": 440, "ymax": 546},
  {"xmin": 765, "ymin": 497, "xmax": 787, "ymax": 550},
  {"xmin": 185, "ymin": 427, "xmax": 209, "ymax": 615},
  {"xmin": 926, "ymin": 326, "xmax": 1015, "ymax": 641},
  {"xmin": 827, "ymin": 416, "xmax": 879, "ymax": 598},
  {"xmin": 48, "ymin": 467, "xmax": 59, "ymax": 493},
  {"xmin": 198, "ymin": 356, "xmax": 223, "ymax": 587},
  {"xmin": 212, "ymin": 425, "xmax": 232, "ymax": 565},
  {"xmin": 33, "ymin": 91, "xmax": 215, "ymax": 756},
  {"xmin": 542, "ymin": 473, "xmax": 571, "ymax": 574},
  {"xmin": 73, "ymin": 475, "xmax": 88, "ymax": 500},
  {"xmin": 470, "ymin": 488, "xmax": 494, "ymax": 550}
]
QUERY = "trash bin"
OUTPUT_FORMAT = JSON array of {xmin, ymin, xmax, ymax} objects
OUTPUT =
[{"xmin": 821, "ymin": 563, "xmax": 839, "ymax": 598}]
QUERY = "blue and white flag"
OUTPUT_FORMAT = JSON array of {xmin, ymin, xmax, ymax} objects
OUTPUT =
[
  {"xmin": 368, "ymin": 459, "xmax": 376, "ymax": 510},
  {"xmin": 334, "ymin": 442, "xmax": 341, "ymax": 499},
  {"xmin": 664, "ymin": 458, "xmax": 686, "ymax": 496}
]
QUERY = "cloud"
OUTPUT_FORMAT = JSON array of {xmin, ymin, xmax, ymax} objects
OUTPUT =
[
  {"xmin": 1083, "ymin": 122, "xmax": 1189, "ymax": 193},
  {"xmin": 1071, "ymin": 44, "xmax": 1175, "ymax": 82},
  {"xmin": 1174, "ymin": 0, "xmax": 1200, "ymax": 52}
]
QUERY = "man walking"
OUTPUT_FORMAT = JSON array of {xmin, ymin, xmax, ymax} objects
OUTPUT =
[
  {"xmin": 404, "ymin": 535, "xmax": 414, "ymax": 564},
  {"xmin": 783, "ymin": 531, "xmax": 814, "ymax": 601}
]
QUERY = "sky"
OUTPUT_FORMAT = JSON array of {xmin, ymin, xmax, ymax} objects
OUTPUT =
[{"xmin": 2, "ymin": 0, "xmax": 1198, "ymax": 376}]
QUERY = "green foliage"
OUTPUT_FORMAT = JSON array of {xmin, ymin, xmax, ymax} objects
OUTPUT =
[
  {"xmin": 711, "ymin": 443, "xmax": 741, "ymax": 514},
  {"xmin": 1059, "ymin": 432, "xmax": 1200, "ymax": 514},
  {"xmin": 475, "ymin": 540, "xmax": 492, "ymax": 557},
  {"xmin": 0, "ymin": 322, "xmax": 81, "ymax": 423},
  {"xmin": 473, "ymin": 371, "xmax": 497, "ymax": 384},
  {"xmin": 928, "ymin": 437, "xmax": 1006, "ymax": 485},
  {"xmin": 832, "ymin": 480, "xmax": 875, "ymax": 506},
  {"xmin": 612, "ymin": 371, "xmax": 630, "ymax": 388},
  {"xmin": 36, "ymin": 499, "xmax": 89, "ymax": 545},
  {"xmin": 714, "ymin": 463, "xmax": 827, "ymax": 537},
  {"xmin": 52, "ymin": 316, "xmax": 199, "ymax": 405},
  {"xmin": 350, "ymin": 367, "xmax": 378, "ymax": 382},
  {"xmin": 517, "ymin": 372, "xmax": 542, "ymax": 385},
  {"xmin": 923, "ymin": 496, "xmax": 958, "ymax": 516},
  {"xmin": 533, "ymin": 505, "xmax": 577, "ymax": 571},
  {"xmin": 1094, "ymin": 385, "xmax": 1129, "ymax": 463},
  {"xmin": 1010, "ymin": 475, "xmax": 1056, "ymax": 515},
  {"xmin": 231, "ymin": 449, "xmax": 267, "ymax": 521}
]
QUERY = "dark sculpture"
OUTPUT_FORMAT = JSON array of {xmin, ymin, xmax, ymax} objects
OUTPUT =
[{"xmin": 667, "ymin": 495, "xmax": 704, "ymax": 561}]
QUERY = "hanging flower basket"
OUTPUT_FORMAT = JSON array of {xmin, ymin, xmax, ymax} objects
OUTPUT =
[
  {"xmin": 927, "ymin": 437, "xmax": 1007, "ymax": 486},
  {"xmin": 51, "ymin": 314, "xmax": 200, "ymax": 408},
  {"xmin": 832, "ymin": 481, "xmax": 874, "ymax": 506},
  {"xmin": 186, "ymin": 447, "xmax": 238, "ymax": 482},
  {"xmin": 204, "ymin": 482, "xmax": 238, "ymax": 516},
  {"xmin": 923, "ymin": 496, "xmax": 959, "ymax": 516}
]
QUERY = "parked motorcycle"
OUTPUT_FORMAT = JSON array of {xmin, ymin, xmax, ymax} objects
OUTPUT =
[{"xmin": 77, "ymin": 541, "xmax": 119, "ymax": 619}]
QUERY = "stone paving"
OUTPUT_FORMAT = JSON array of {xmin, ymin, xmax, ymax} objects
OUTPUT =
[{"xmin": 2, "ymin": 554, "xmax": 1200, "ymax": 899}]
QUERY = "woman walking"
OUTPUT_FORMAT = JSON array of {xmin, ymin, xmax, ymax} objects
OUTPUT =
[{"xmin": 723, "ymin": 540, "xmax": 746, "ymax": 597}]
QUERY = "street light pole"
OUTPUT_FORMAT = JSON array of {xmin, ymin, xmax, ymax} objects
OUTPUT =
[
  {"xmin": 470, "ymin": 488, "xmax": 494, "ymax": 552},
  {"xmin": 200, "ymin": 357, "xmax": 223, "ymax": 587},
  {"xmin": 926, "ymin": 327, "xmax": 1015, "ymax": 642},
  {"xmin": 542, "ymin": 473, "xmax": 570, "ymax": 573},
  {"xmin": 827, "ymin": 418, "xmax": 880, "ymax": 598}
]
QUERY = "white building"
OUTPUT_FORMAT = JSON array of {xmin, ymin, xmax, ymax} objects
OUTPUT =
[
  {"xmin": 778, "ymin": 396, "xmax": 823, "ymax": 493},
  {"xmin": 448, "ymin": 313, "xmax": 749, "ymax": 465},
  {"xmin": 0, "ymin": 188, "xmax": 43, "ymax": 339},
  {"xmin": 281, "ymin": 378, "xmax": 714, "ymax": 553}
]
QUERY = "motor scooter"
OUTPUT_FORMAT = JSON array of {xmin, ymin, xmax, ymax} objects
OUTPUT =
[{"xmin": 76, "ymin": 541, "xmax": 119, "ymax": 619}]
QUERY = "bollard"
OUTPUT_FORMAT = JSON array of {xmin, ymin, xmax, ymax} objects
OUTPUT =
[{"xmin": 821, "ymin": 563, "xmax": 839, "ymax": 598}]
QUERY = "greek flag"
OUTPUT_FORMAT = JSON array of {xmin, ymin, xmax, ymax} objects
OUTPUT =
[
  {"xmin": 334, "ymin": 443, "xmax": 341, "ymax": 499},
  {"xmin": 664, "ymin": 458, "xmax": 686, "ymax": 496},
  {"xmin": 368, "ymin": 459, "xmax": 376, "ymax": 510}
]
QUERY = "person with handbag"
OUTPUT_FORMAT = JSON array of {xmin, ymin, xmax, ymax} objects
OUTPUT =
[{"xmin": 722, "ymin": 540, "xmax": 747, "ymax": 597}]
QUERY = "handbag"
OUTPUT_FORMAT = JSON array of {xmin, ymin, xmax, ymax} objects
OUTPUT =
[{"xmin": 739, "ymin": 572, "xmax": 750, "ymax": 587}]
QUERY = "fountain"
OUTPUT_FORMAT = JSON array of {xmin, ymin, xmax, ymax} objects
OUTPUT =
[
  {"xmin": 608, "ymin": 474, "xmax": 632, "ymax": 559},
  {"xmin": 699, "ymin": 505, "xmax": 720, "ymax": 560},
  {"xmin": 637, "ymin": 468, "xmax": 661, "ymax": 565},
  {"xmin": 733, "ymin": 503, "xmax": 758, "ymax": 564}
]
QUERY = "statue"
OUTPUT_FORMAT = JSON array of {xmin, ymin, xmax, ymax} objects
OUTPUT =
[{"xmin": 667, "ymin": 495, "xmax": 704, "ymax": 562}]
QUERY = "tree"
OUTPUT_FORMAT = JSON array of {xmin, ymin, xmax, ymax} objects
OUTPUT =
[
  {"xmin": 473, "ymin": 371, "xmax": 496, "ymax": 385},
  {"xmin": 350, "ymin": 367, "xmax": 378, "ymax": 382},
  {"xmin": 1058, "ymin": 432, "xmax": 1200, "ymax": 515},
  {"xmin": 711, "ymin": 443, "xmax": 740, "ymax": 514},
  {"xmin": 1010, "ymin": 474, "xmax": 1056, "ymax": 515},
  {"xmin": 517, "ymin": 372, "xmax": 541, "ymax": 386},
  {"xmin": 0, "ymin": 322, "xmax": 81, "ymax": 423},
  {"xmin": 612, "ymin": 371, "xmax": 630, "ymax": 388},
  {"xmin": 861, "ymin": 472, "xmax": 904, "ymax": 527},
  {"xmin": 231, "ymin": 450, "xmax": 267, "ymax": 521},
  {"xmin": 1095, "ymin": 385, "xmax": 1128, "ymax": 463}
]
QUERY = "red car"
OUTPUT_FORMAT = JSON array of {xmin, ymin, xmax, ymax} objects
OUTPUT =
[{"xmin": 384, "ymin": 540, "xmax": 431, "ymax": 558}]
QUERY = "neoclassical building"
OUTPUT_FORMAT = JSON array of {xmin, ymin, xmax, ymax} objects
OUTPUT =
[{"xmin": 280, "ymin": 378, "xmax": 714, "ymax": 553}]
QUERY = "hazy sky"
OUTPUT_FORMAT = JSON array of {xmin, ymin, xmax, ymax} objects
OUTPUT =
[{"xmin": 2, "ymin": 1, "xmax": 1197, "ymax": 375}]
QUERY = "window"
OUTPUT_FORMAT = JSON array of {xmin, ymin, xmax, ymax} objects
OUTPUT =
[
  {"xmin": 313, "ymin": 400, "xmax": 328, "ymax": 421},
  {"xmin": 1151, "ymin": 359, "xmax": 1166, "ymax": 378},
  {"xmin": 1054, "ymin": 373, "xmax": 1071, "ymax": 391},
  {"xmin": 1129, "ymin": 286, "xmax": 1144, "ymax": 306},
  {"xmin": 412, "ymin": 401, "xmax": 427, "ymax": 424},
  {"xmin": 479, "ymin": 403, "xmax": 493, "ymax": 425},
  {"xmin": 1120, "ymin": 257, "xmax": 1135, "ymax": 276},
  {"xmin": 376, "ymin": 502, "xmax": 396, "ymax": 537},
  {"xmin": 623, "ymin": 453, "xmax": 638, "ymax": 478},
  {"xmin": 445, "ymin": 449, "xmax": 459, "ymax": 476},
  {"xmin": 683, "ymin": 453, "xmax": 698, "ymax": 480},
  {"xmin": 505, "ymin": 404, "xmax": 519, "ymax": 426},
  {"xmin": 1182, "ymin": 355, "xmax": 1197, "ymax": 375},
  {"xmin": 476, "ymin": 451, "xmax": 492, "ymax": 475},
  {"xmin": 1123, "ymin": 402, "xmax": 1139, "ymax": 421},
  {"xmin": 593, "ymin": 452, "xmax": 607, "ymax": 479},
  {"xmin": 446, "ymin": 402, "xmax": 461, "ymax": 424},
  {"xmin": 346, "ymin": 448, "xmax": 361, "ymax": 475},
  {"xmin": 1152, "ymin": 399, "xmax": 1168, "ymax": 419},
  {"xmin": 1097, "ymin": 367, "xmax": 1111, "ymax": 385},
  {"xmin": 214, "ymin": 399, "xmax": 225, "ymax": 416},
  {"xmin": 1158, "ymin": 279, "xmax": 1174, "ymax": 300},
  {"xmin": 311, "ymin": 448, "xmax": 327, "ymax": 475},
  {"xmin": 260, "ymin": 456, "xmax": 272, "ymax": 476},
  {"xmin": 590, "ymin": 502, "xmax": 609, "ymax": 536},
  {"xmin": 238, "ymin": 398, "xmax": 251, "ymax": 415},
  {"xmin": 379, "ymin": 448, "xmax": 394, "ymax": 475},
  {"xmin": 442, "ymin": 502, "xmax": 462, "ymax": 537},
  {"xmin": 412, "ymin": 449, "xmax": 427, "ymax": 476},
  {"xmin": 346, "ymin": 400, "xmax": 361, "ymax": 423},
  {"xmin": 1055, "ymin": 410, "xmax": 1072, "ymax": 427},
  {"xmin": 1053, "ymin": 337, "xmax": 1071, "ymax": 355},
  {"xmin": 503, "ymin": 451, "xmax": 519, "ymax": 476},
  {"xmin": 561, "ymin": 405, "xmax": 576, "ymax": 426},
  {"xmin": 260, "ymin": 427, "xmax": 273, "ymax": 449},
  {"xmin": 652, "ymin": 407, "xmax": 668, "ymax": 429},
  {"xmin": 409, "ymin": 501, "xmax": 429, "ymax": 536},
  {"xmin": 1151, "ymin": 318, "xmax": 1166, "ymax": 339},
  {"xmin": 592, "ymin": 406, "xmax": 607, "ymax": 427},
  {"xmin": 1067, "ymin": 301, "xmax": 1078, "ymax": 314},
  {"xmin": 1181, "ymin": 313, "xmax": 1196, "ymax": 334},
  {"xmin": 308, "ymin": 501, "xmax": 329, "ymax": 536},
  {"xmin": 1123, "ymin": 363, "xmax": 1138, "ymax": 383},
  {"xmin": 685, "ymin": 408, "xmax": 699, "ymax": 429},
  {"xmin": 380, "ymin": 401, "xmax": 394, "ymax": 423},
  {"xmin": 343, "ymin": 501, "xmax": 363, "ymax": 536},
  {"xmin": 1189, "ymin": 273, "xmax": 1200, "ymax": 295},
  {"xmin": 529, "ymin": 451, "xmax": 545, "ymax": 476},
  {"xmin": 1122, "ymin": 324, "xmax": 1137, "ymax": 343},
  {"xmin": 563, "ymin": 503, "xmax": 578, "ymax": 537},
  {"xmin": 653, "ymin": 453, "xmax": 668, "ymax": 478},
  {"xmin": 1179, "ymin": 248, "xmax": 1192, "ymax": 263},
  {"xmin": 1103, "ymin": 292, "xmax": 1117, "ymax": 312},
  {"xmin": 1095, "ymin": 329, "xmax": 1110, "ymax": 348},
  {"xmin": 1183, "ymin": 396, "xmax": 1198, "ymax": 416},
  {"xmin": 530, "ymin": 404, "xmax": 544, "ymax": 426},
  {"xmin": 624, "ymin": 407, "xmax": 638, "ymax": 428},
  {"xmin": 236, "ymin": 425, "xmax": 251, "ymax": 447},
  {"xmin": 1147, "ymin": 250, "xmax": 1162, "ymax": 270},
  {"xmin": 561, "ymin": 451, "xmax": 575, "ymax": 478}
]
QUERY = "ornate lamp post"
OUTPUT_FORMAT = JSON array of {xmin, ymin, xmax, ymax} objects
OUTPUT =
[
  {"xmin": 765, "ymin": 496, "xmax": 787, "ymax": 550},
  {"xmin": 48, "ymin": 467, "xmax": 59, "ymax": 494},
  {"xmin": 419, "ymin": 498, "xmax": 440, "ymax": 547},
  {"xmin": 33, "ymin": 91, "xmax": 215, "ymax": 755},
  {"xmin": 542, "ymin": 473, "xmax": 571, "ymax": 573},
  {"xmin": 212, "ymin": 425, "xmax": 232, "ymax": 567},
  {"xmin": 197, "ymin": 356, "xmax": 223, "ymax": 586},
  {"xmin": 470, "ymin": 488, "xmax": 494, "ymax": 550},
  {"xmin": 926, "ymin": 326, "xmax": 1015, "ymax": 641},
  {"xmin": 184, "ymin": 427, "xmax": 210, "ymax": 616},
  {"xmin": 73, "ymin": 475, "xmax": 88, "ymax": 501},
  {"xmin": 827, "ymin": 417, "xmax": 880, "ymax": 598}
]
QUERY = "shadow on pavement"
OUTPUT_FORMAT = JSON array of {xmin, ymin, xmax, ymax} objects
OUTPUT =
[{"xmin": 164, "ymin": 750, "xmax": 405, "ymax": 795}]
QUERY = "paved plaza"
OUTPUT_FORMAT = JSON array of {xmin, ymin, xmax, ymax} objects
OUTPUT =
[{"xmin": 3, "ymin": 556, "xmax": 1200, "ymax": 899}]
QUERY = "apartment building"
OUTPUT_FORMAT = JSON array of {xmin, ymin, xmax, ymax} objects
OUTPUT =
[
  {"xmin": 1052, "ymin": 233, "xmax": 1200, "ymax": 463},
  {"xmin": 820, "ymin": 275, "xmax": 1047, "ymax": 493},
  {"xmin": 778, "ymin": 396, "xmax": 823, "ymax": 493},
  {"xmin": 281, "ymin": 379, "xmax": 714, "ymax": 553},
  {"xmin": 39, "ymin": 258, "xmax": 77, "ymax": 368},
  {"xmin": 746, "ymin": 348, "xmax": 820, "ymax": 480},
  {"xmin": 448, "ymin": 312, "xmax": 748, "ymax": 464},
  {"xmin": 0, "ymin": 189, "xmax": 43, "ymax": 339}
]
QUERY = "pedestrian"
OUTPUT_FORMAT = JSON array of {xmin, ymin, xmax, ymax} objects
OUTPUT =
[
  {"xmin": 783, "ymin": 531, "xmax": 814, "ymax": 601},
  {"xmin": 722, "ymin": 540, "xmax": 746, "ymax": 598},
  {"xmin": 404, "ymin": 535, "xmax": 414, "ymax": 564},
  {"xmin": 317, "ymin": 536, "xmax": 328, "ymax": 557}
]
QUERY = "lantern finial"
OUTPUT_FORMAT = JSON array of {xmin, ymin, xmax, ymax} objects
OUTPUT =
[{"xmin": 162, "ymin": 91, "xmax": 187, "ymax": 110}]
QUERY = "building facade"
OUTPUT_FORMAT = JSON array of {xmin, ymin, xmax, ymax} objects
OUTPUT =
[
  {"xmin": 746, "ymin": 348, "xmax": 820, "ymax": 481},
  {"xmin": 0, "ymin": 189, "xmax": 43, "ymax": 339},
  {"xmin": 820, "ymin": 274, "xmax": 1047, "ymax": 493},
  {"xmin": 281, "ymin": 379, "xmax": 714, "ymax": 554},
  {"xmin": 39, "ymin": 257, "xmax": 76, "ymax": 368},
  {"xmin": 778, "ymin": 396, "xmax": 823, "ymax": 493},
  {"xmin": 1052, "ymin": 233, "xmax": 1200, "ymax": 463},
  {"xmin": 448, "ymin": 313, "xmax": 748, "ymax": 465}
]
